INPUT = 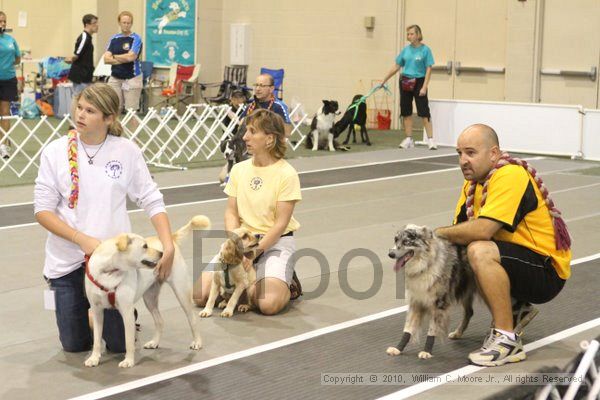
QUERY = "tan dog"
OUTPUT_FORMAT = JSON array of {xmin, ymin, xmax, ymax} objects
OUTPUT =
[
  {"xmin": 84, "ymin": 215, "xmax": 211, "ymax": 368},
  {"xmin": 200, "ymin": 228, "xmax": 259, "ymax": 318}
]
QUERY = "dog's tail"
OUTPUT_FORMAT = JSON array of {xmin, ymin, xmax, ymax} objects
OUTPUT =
[{"xmin": 173, "ymin": 215, "xmax": 211, "ymax": 245}]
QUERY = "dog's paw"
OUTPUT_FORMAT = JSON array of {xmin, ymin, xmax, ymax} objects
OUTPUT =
[
  {"xmin": 328, "ymin": 147, "xmax": 336, "ymax": 152},
  {"xmin": 118, "ymin": 358, "xmax": 135, "ymax": 368},
  {"xmin": 143, "ymin": 340, "xmax": 159, "ymax": 349},
  {"xmin": 220, "ymin": 309, "xmax": 234, "ymax": 318},
  {"xmin": 311, "ymin": 147, "xmax": 318, "ymax": 151},
  {"xmin": 199, "ymin": 309, "xmax": 213, "ymax": 318},
  {"xmin": 238, "ymin": 304, "xmax": 251, "ymax": 313},
  {"xmin": 84, "ymin": 355, "xmax": 100, "ymax": 367},
  {"xmin": 190, "ymin": 340, "xmax": 202, "ymax": 350},
  {"xmin": 418, "ymin": 351, "xmax": 433, "ymax": 359},
  {"xmin": 386, "ymin": 347, "xmax": 401, "ymax": 356},
  {"xmin": 217, "ymin": 300, "xmax": 228, "ymax": 309},
  {"xmin": 448, "ymin": 330, "xmax": 463, "ymax": 340}
]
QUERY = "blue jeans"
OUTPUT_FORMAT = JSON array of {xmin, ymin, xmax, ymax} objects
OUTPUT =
[{"xmin": 48, "ymin": 266, "xmax": 126, "ymax": 353}]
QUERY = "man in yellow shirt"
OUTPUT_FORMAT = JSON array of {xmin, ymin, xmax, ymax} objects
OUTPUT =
[{"xmin": 436, "ymin": 124, "xmax": 571, "ymax": 367}]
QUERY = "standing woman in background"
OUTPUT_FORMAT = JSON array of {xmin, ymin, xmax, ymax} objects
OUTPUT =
[
  {"xmin": 103, "ymin": 11, "xmax": 143, "ymax": 114},
  {"xmin": 0, "ymin": 11, "xmax": 21, "ymax": 159},
  {"xmin": 381, "ymin": 24, "xmax": 437, "ymax": 150}
]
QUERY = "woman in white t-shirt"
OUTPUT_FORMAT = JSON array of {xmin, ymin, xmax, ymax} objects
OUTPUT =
[
  {"xmin": 34, "ymin": 83, "xmax": 174, "ymax": 352},
  {"xmin": 194, "ymin": 109, "xmax": 302, "ymax": 315}
]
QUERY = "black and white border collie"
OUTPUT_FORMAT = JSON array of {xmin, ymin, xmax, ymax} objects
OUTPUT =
[{"xmin": 306, "ymin": 100, "xmax": 339, "ymax": 151}]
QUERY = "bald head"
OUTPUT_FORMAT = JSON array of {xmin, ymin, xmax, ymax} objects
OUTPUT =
[
  {"xmin": 456, "ymin": 124, "xmax": 501, "ymax": 182},
  {"xmin": 460, "ymin": 124, "xmax": 499, "ymax": 148}
]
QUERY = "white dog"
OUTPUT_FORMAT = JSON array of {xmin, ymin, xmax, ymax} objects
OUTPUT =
[
  {"xmin": 84, "ymin": 215, "xmax": 210, "ymax": 368},
  {"xmin": 157, "ymin": 2, "xmax": 187, "ymax": 34}
]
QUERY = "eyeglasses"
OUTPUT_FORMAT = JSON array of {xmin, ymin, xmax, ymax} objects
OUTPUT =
[{"xmin": 253, "ymin": 84, "xmax": 273, "ymax": 88}]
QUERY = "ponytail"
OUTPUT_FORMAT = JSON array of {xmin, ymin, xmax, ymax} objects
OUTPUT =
[{"xmin": 109, "ymin": 120, "xmax": 123, "ymax": 137}]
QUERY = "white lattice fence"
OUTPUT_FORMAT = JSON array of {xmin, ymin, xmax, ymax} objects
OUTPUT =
[
  {"xmin": 0, "ymin": 104, "xmax": 247, "ymax": 178},
  {"xmin": 0, "ymin": 114, "xmax": 73, "ymax": 178}
]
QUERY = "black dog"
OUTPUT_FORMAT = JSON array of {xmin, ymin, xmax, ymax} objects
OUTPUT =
[{"xmin": 333, "ymin": 95, "xmax": 370, "ymax": 146}]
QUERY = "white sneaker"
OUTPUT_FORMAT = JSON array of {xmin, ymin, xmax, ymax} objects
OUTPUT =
[
  {"xmin": 468, "ymin": 329, "xmax": 526, "ymax": 367},
  {"xmin": 0, "ymin": 144, "xmax": 10, "ymax": 159},
  {"xmin": 427, "ymin": 137, "xmax": 438, "ymax": 150},
  {"xmin": 399, "ymin": 137, "xmax": 414, "ymax": 149}
]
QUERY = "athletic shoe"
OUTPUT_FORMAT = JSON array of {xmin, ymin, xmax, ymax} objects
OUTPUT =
[
  {"xmin": 399, "ymin": 137, "xmax": 414, "ymax": 149},
  {"xmin": 512, "ymin": 301, "xmax": 539, "ymax": 335},
  {"xmin": 290, "ymin": 271, "xmax": 303, "ymax": 300},
  {"xmin": 427, "ymin": 137, "xmax": 438, "ymax": 150},
  {"xmin": 0, "ymin": 144, "xmax": 10, "ymax": 159},
  {"xmin": 468, "ymin": 329, "xmax": 526, "ymax": 366}
]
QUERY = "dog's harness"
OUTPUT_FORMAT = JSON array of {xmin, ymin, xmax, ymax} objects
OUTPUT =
[
  {"xmin": 222, "ymin": 263, "xmax": 235, "ymax": 291},
  {"xmin": 84, "ymin": 255, "xmax": 117, "ymax": 308}
]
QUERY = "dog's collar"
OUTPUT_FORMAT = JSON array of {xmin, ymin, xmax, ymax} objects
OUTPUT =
[{"xmin": 84, "ymin": 255, "xmax": 117, "ymax": 308}]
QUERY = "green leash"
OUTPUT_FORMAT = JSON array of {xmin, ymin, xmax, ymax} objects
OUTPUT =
[{"xmin": 346, "ymin": 84, "xmax": 392, "ymax": 120}]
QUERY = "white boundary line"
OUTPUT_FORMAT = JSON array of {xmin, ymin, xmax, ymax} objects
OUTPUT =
[
  {"xmin": 69, "ymin": 306, "xmax": 410, "ymax": 400},
  {"xmin": 4, "ymin": 167, "xmax": 600, "ymax": 232},
  {"xmin": 70, "ymin": 253, "xmax": 600, "ymax": 400},
  {"xmin": 377, "ymin": 317, "xmax": 600, "ymax": 400},
  {"xmin": 0, "ymin": 166, "xmax": 462, "ymax": 231},
  {"xmin": 0, "ymin": 153, "xmax": 459, "ymax": 209}
]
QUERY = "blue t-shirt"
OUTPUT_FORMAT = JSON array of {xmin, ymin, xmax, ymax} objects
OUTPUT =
[
  {"xmin": 395, "ymin": 44, "xmax": 434, "ymax": 78},
  {"xmin": 240, "ymin": 98, "xmax": 291, "ymax": 124},
  {"xmin": 0, "ymin": 34, "xmax": 20, "ymax": 80},
  {"xmin": 106, "ymin": 33, "xmax": 143, "ymax": 79}
]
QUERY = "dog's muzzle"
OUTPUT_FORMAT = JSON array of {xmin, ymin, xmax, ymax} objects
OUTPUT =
[
  {"xmin": 389, "ymin": 249, "xmax": 414, "ymax": 272},
  {"xmin": 141, "ymin": 260, "xmax": 158, "ymax": 268}
]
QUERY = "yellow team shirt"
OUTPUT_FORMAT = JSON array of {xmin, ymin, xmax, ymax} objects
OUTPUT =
[
  {"xmin": 453, "ymin": 165, "xmax": 571, "ymax": 279},
  {"xmin": 224, "ymin": 158, "xmax": 301, "ymax": 235}
]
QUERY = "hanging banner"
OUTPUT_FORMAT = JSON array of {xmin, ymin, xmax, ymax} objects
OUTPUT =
[{"xmin": 145, "ymin": 0, "xmax": 196, "ymax": 68}]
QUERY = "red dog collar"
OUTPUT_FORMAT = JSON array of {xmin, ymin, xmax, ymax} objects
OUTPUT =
[{"xmin": 84, "ymin": 255, "xmax": 116, "ymax": 308}]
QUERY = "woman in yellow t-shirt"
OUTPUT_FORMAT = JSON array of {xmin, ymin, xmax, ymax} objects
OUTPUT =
[{"xmin": 194, "ymin": 109, "xmax": 302, "ymax": 315}]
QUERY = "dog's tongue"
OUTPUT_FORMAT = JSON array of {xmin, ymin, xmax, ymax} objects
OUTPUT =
[{"xmin": 393, "ymin": 251, "xmax": 414, "ymax": 272}]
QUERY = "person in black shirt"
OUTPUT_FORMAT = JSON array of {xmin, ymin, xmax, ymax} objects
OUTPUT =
[{"xmin": 66, "ymin": 14, "xmax": 98, "ymax": 95}]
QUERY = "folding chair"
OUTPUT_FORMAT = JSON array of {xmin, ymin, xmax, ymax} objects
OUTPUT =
[
  {"xmin": 155, "ymin": 63, "xmax": 201, "ymax": 109},
  {"xmin": 260, "ymin": 67, "xmax": 284, "ymax": 100},
  {"xmin": 139, "ymin": 61, "xmax": 154, "ymax": 114},
  {"xmin": 199, "ymin": 64, "xmax": 249, "ymax": 104}
]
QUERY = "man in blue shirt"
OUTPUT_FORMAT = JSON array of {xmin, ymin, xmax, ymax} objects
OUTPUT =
[
  {"xmin": 241, "ymin": 73, "xmax": 291, "ymax": 137},
  {"xmin": 104, "ymin": 11, "xmax": 143, "ymax": 112}
]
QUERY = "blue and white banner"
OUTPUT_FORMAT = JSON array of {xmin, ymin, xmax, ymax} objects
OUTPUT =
[{"xmin": 145, "ymin": 0, "xmax": 196, "ymax": 68}]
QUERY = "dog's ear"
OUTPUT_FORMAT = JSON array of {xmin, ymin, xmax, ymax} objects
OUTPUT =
[
  {"xmin": 420, "ymin": 226, "xmax": 433, "ymax": 239},
  {"xmin": 322, "ymin": 100, "xmax": 328, "ymax": 106},
  {"xmin": 116, "ymin": 234, "xmax": 132, "ymax": 252}
]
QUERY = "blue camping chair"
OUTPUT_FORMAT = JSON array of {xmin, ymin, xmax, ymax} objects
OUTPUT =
[
  {"xmin": 260, "ymin": 67, "xmax": 284, "ymax": 100},
  {"xmin": 139, "ymin": 61, "xmax": 154, "ymax": 113}
]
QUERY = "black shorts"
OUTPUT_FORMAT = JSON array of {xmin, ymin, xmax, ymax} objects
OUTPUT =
[
  {"xmin": 495, "ymin": 241, "xmax": 566, "ymax": 304},
  {"xmin": 399, "ymin": 76, "xmax": 431, "ymax": 118},
  {"xmin": 0, "ymin": 77, "xmax": 18, "ymax": 102}
]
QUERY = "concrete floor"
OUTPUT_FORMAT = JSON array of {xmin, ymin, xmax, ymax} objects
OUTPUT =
[{"xmin": 1, "ymin": 146, "xmax": 599, "ymax": 399}]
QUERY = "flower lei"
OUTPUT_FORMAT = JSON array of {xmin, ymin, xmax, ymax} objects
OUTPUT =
[
  {"xmin": 465, "ymin": 152, "xmax": 571, "ymax": 251},
  {"xmin": 67, "ymin": 129, "xmax": 79, "ymax": 209}
]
